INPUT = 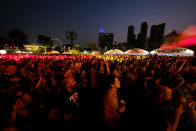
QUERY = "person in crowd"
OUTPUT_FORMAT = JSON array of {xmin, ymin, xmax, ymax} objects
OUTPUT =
[
  {"xmin": 61, "ymin": 77, "xmax": 80, "ymax": 128},
  {"xmin": 144, "ymin": 84, "xmax": 184, "ymax": 131},
  {"xmin": 102, "ymin": 76, "xmax": 126, "ymax": 129},
  {"xmin": 0, "ymin": 54, "xmax": 196, "ymax": 131},
  {"xmin": 183, "ymin": 101, "xmax": 196, "ymax": 131}
]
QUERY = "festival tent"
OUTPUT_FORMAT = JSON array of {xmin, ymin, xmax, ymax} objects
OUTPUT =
[
  {"xmin": 0, "ymin": 50, "xmax": 6, "ymax": 54},
  {"xmin": 125, "ymin": 48, "xmax": 149, "ymax": 55},
  {"xmin": 150, "ymin": 47, "xmax": 194, "ymax": 56},
  {"xmin": 48, "ymin": 51, "xmax": 60, "ymax": 54},
  {"xmin": 83, "ymin": 50, "xmax": 90, "ymax": 54},
  {"xmin": 104, "ymin": 49, "xmax": 124, "ymax": 54},
  {"xmin": 63, "ymin": 51, "xmax": 70, "ymax": 54},
  {"xmin": 91, "ymin": 50, "xmax": 100, "ymax": 54},
  {"xmin": 63, "ymin": 50, "xmax": 79, "ymax": 54}
]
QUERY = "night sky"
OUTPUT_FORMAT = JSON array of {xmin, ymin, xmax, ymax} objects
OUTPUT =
[{"xmin": 0, "ymin": 0, "xmax": 196, "ymax": 48}]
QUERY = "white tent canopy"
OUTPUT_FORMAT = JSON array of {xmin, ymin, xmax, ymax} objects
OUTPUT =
[
  {"xmin": 125, "ymin": 48, "xmax": 149, "ymax": 55},
  {"xmin": 104, "ymin": 49, "xmax": 124, "ymax": 54},
  {"xmin": 48, "ymin": 51, "xmax": 60, "ymax": 54},
  {"xmin": 83, "ymin": 50, "xmax": 90, "ymax": 54},
  {"xmin": 151, "ymin": 47, "xmax": 194, "ymax": 56},
  {"xmin": 91, "ymin": 50, "xmax": 100, "ymax": 54}
]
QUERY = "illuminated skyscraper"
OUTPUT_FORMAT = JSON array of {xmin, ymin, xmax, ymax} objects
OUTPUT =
[
  {"xmin": 148, "ymin": 23, "xmax": 165, "ymax": 50},
  {"xmin": 127, "ymin": 25, "xmax": 136, "ymax": 48},
  {"xmin": 98, "ymin": 32, "xmax": 113, "ymax": 50},
  {"xmin": 137, "ymin": 22, "xmax": 148, "ymax": 49}
]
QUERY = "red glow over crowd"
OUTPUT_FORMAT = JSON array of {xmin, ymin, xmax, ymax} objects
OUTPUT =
[
  {"xmin": 161, "ymin": 26, "xmax": 196, "ymax": 49},
  {"xmin": 161, "ymin": 35, "xmax": 196, "ymax": 49},
  {"xmin": 178, "ymin": 35, "xmax": 196, "ymax": 47}
]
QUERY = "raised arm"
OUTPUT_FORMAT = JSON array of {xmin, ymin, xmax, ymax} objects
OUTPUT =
[
  {"xmin": 167, "ymin": 104, "xmax": 184, "ymax": 131},
  {"xmin": 183, "ymin": 102, "xmax": 196, "ymax": 131},
  {"xmin": 105, "ymin": 61, "xmax": 110, "ymax": 76}
]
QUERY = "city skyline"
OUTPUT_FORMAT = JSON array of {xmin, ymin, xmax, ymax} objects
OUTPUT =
[{"xmin": 0, "ymin": 0, "xmax": 196, "ymax": 48}]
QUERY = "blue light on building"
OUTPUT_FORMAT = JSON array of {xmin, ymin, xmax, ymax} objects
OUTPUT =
[{"xmin": 99, "ymin": 28, "xmax": 104, "ymax": 33}]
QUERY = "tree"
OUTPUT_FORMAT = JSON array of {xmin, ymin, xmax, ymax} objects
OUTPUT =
[
  {"xmin": 65, "ymin": 31, "xmax": 78, "ymax": 47},
  {"xmin": 164, "ymin": 30, "xmax": 179, "ymax": 44},
  {"xmin": 74, "ymin": 44, "xmax": 80, "ymax": 50},
  {"xmin": 37, "ymin": 35, "xmax": 53, "ymax": 51},
  {"xmin": 0, "ymin": 36, "xmax": 8, "ymax": 49},
  {"xmin": 8, "ymin": 29, "xmax": 27, "ymax": 49}
]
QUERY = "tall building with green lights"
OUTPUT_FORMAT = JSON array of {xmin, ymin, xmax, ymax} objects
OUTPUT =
[{"xmin": 98, "ymin": 33, "xmax": 114, "ymax": 50}]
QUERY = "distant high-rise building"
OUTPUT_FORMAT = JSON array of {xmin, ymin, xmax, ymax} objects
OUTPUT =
[
  {"xmin": 98, "ymin": 33, "xmax": 105, "ymax": 49},
  {"xmin": 148, "ymin": 23, "xmax": 165, "ymax": 50},
  {"xmin": 137, "ymin": 22, "xmax": 148, "ymax": 49},
  {"xmin": 98, "ymin": 33, "xmax": 114, "ymax": 50},
  {"xmin": 127, "ymin": 25, "xmax": 136, "ymax": 48}
]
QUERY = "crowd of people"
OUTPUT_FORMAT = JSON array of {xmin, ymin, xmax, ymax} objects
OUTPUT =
[{"xmin": 0, "ymin": 54, "xmax": 196, "ymax": 131}]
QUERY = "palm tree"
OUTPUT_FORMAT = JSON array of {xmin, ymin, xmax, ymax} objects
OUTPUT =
[{"xmin": 65, "ymin": 31, "xmax": 78, "ymax": 47}]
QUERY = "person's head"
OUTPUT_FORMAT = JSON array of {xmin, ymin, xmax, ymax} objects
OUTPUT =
[
  {"xmin": 48, "ymin": 108, "xmax": 58, "ymax": 120},
  {"xmin": 109, "ymin": 76, "xmax": 121, "ymax": 89},
  {"xmin": 166, "ymin": 66, "xmax": 173, "ymax": 73},
  {"xmin": 81, "ymin": 69, "xmax": 86, "ymax": 77},
  {"xmin": 182, "ymin": 63, "xmax": 190, "ymax": 72},
  {"xmin": 64, "ymin": 77, "xmax": 76, "ymax": 93},
  {"xmin": 22, "ymin": 94, "xmax": 32, "ymax": 105},
  {"xmin": 15, "ymin": 98, "xmax": 25, "ymax": 109},
  {"xmin": 145, "ymin": 68, "xmax": 155, "ymax": 77},
  {"xmin": 152, "ymin": 63, "xmax": 161, "ymax": 70},
  {"xmin": 7, "ymin": 65, "xmax": 18, "ymax": 76},
  {"xmin": 153, "ymin": 84, "xmax": 172, "ymax": 102},
  {"xmin": 16, "ymin": 90, "xmax": 23, "ymax": 97},
  {"xmin": 69, "ymin": 63, "xmax": 74, "ymax": 69},
  {"xmin": 37, "ymin": 66, "xmax": 43, "ymax": 73},
  {"xmin": 116, "ymin": 64, "xmax": 121, "ymax": 70},
  {"xmin": 125, "ymin": 71, "xmax": 132, "ymax": 79},
  {"xmin": 43, "ymin": 67, "xmax": 52, "ymax": 76},
  {"xmin": 112, "ymin": 69, "xmax": 120, "ymax": 78},
  {"xmin": 20, "ymin": 67, "xmax": 25, "ymax": 76},
  {"xmin": 26, "ymin": 71, "xmax": 34, "ymax": 80}
]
